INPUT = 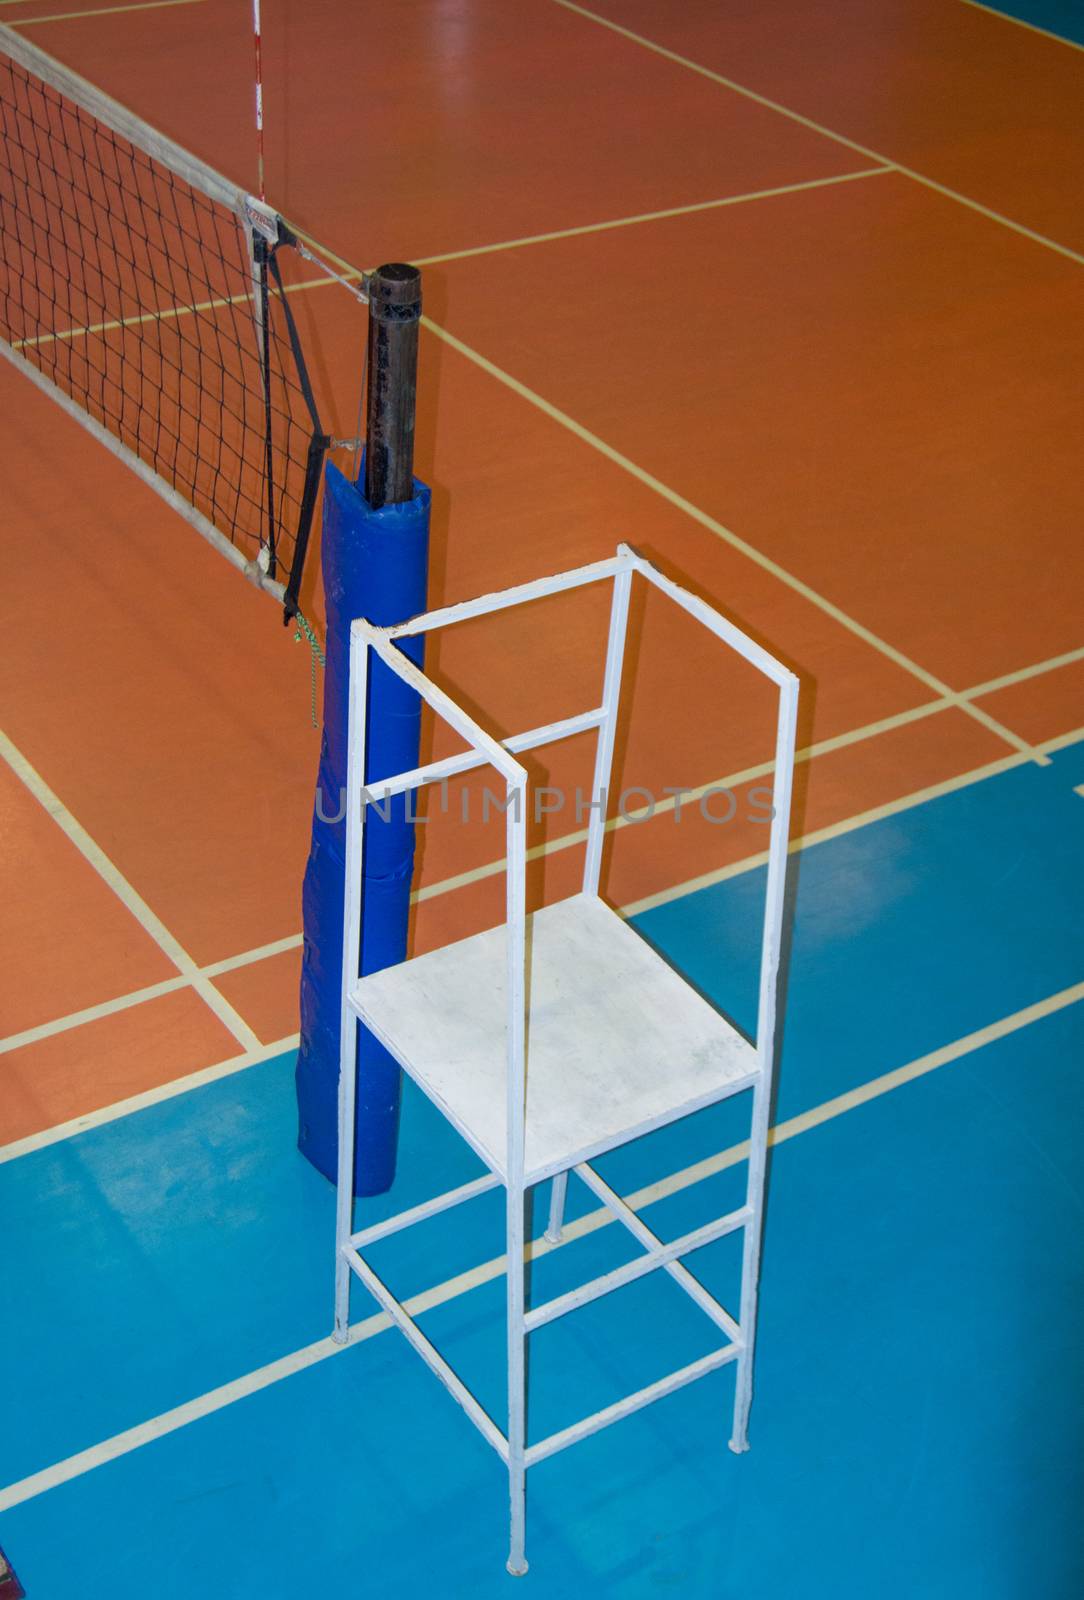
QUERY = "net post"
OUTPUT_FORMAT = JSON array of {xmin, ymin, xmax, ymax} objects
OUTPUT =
[
  {"xmin": 295, "ymin": 263, "xmax": 429, "ymax": 1200},
  {"xmin": 364, "ymin": 264, "xmax": 421, "ymax": 510}
]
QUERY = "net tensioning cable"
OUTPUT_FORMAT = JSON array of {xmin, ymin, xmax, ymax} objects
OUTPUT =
[{"xmin": 0, "ymin": 25, "xmax": 358, "ymax": 620}]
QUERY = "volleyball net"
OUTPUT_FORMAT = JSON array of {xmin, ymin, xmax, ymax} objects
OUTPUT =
[{"xmin": 0, "ymin": 25, "xmax": 363, "ymax": 619}]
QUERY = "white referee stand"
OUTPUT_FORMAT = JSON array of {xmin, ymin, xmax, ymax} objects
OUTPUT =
[{"xmin": 333, "ymin": 544, "xmax": 798, "ymax": 1575}]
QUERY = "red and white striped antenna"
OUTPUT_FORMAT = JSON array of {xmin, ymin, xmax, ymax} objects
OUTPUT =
[{"xmin": 251, "ymin": 0, "xmax": 266, "ymax": 199}]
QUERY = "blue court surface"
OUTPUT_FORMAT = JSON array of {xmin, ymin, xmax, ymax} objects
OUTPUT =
[
  {"xmin": 2, "ymin": 2, "xmax": 1083, "ymax": 1596},
  {"xmin": 2, "ymin": 740, "xmax": 1081, "ymax": 1598},
  {"xmin": 974, "ymin": 1, "xmax": 1084, "ymax": 47}
]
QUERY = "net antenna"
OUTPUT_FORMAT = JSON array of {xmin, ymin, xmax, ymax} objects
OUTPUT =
[
  {"xmin": 0, "ymin": 25, "xmax": 364, "ymax": 621},
  {"xmin": 244, "ymin": 2, "xmax": 289, "ymax": 590},
  {"xmin": 251, "ymin": 0, "xmax": 266, "ymax": 202}
]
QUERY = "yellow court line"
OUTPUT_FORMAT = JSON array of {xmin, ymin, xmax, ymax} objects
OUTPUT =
[
  {"xmin": 412, "ymin": 697, "xmax": 957, "ymax": 905},
  {"xmin": 626, "ymin": 722, "xmax": 1084, "ymax": 917},
  {"xmin": 0, "ymin": 727, "xmax": 260, "ymax": 1054},
  {"xmin": 420, "ymin": 716, "xmax": 1080, "ymax": 921},
  {"xmin": 19, "ymin": 187, "xmax": 1046, "ymax": 773},
  {"xmin": 412, "ymin": 167, "xmax": 893, "ymax": 267},
  {"xmin": 0, "ymin": 656, "xmax": 1079, "ymax": 1066},
  {"xmin": 958, "ymin": 0, "xmax": 1084, "ymax": 55},
  {"xmin": 12, "ymin": 170, "xmax": 895, "ymax": 357},
  {"xmin": 1, "ymin": 718, "xmax": 1079, "ymax": 1163},
  {"xmin": 0, "ymin": 1035, "xmax": 299, "ymax": 1164},
  {"xmin": 416, "ymin": 681, "xmax": 1079, "ymax": 908},
  {"xmin": 7, "ymin": 15, "xmax": 1067, "ymax": 764},
  {"xmin": 201, "ymin": 932, "xmax": 305, "ymax": 978},
  {"xmin": 0, "ymin": 939, "xmax": 302, "ymax": 1059},
  {"xmin": 12, "ymin": 173, "xmax": 890, "ymax": 358},
  {"xmin": 965, "ymin": 641, "xmax": 1084, "ymax": 698},
  {"xmin": 0, "ymin": 975, "xmax": 192, "ymax": 1057},
  {"xmin": 11, "ymin": 171, "xmax": 886, "ymax": 353},
  {"xmin": 11, "ymin": 226, "xmax": 1061, "ymax": 781},
  {"xmin": 10, "ymin": 272, "xmax": 356, "ymax": 353},
  {"xmin": 9, "ymin": 0, "xmax": 204, "ymax": 27},
  {"xmin": 621, "ymin": 752, "xmax": 1025, "ymax": 917},
  {"xmin": 550, "ymin": 0, "xmax": 1084, "ymax": 271},
  {"xmin": 1, "ymin": 973, "xmax": 1080, "ymax": 1512},
  {"xmin": 1, "ymin": 102, "xmax": 1076, "ymax": 1069},
  {"xmin": 418, "ymin": 314, "xmax": 1049, "ymax": 768}
]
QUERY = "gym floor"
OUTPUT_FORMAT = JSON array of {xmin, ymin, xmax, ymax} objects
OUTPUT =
[{"xmin": 1, "ymin": 2, "xmax": 1082, "ymax": 1595}]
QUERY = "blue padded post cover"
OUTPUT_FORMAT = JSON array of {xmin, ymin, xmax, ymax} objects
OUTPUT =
[{"xmin": 296, "ymin": 460, "xmax": 430, "ymax": 1195}]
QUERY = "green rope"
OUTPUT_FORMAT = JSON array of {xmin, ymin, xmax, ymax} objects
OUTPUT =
[{"xmin": 293, "ymin": 609, "xmax": 325, "ymax": 728}]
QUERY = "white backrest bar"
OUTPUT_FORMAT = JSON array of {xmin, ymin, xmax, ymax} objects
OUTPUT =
[
  {"xmin": 360, "ymin": 627, "xmax": 525, "ymax": 786},
  {"xmin": 384, "ymin": 552, "xmax": 632, "ymax": 639},
  {"xmin": 621, "ymin": 545, "xmax": 793, "ymax": 689},
  {"xmin": 755, "ymin": 674, "xmax": 799, "ymax": 1058},
  {"xmin": 372, "ymin": 544, "xmax": 791, "ymax": 692},
  {"xmin": 583, "ymin": 566, "xmax": 632, "ymax": 895},
  {"xmin": 364, "ymin": 707, "xmax": 606, "ymax": 803},
  {"xmin": 0, "ymin": 26, "xmax": 246, "ymax": 213},
  {"xmin": 506, "ymin": 707, "xmax": 606, "ymax": 756}
]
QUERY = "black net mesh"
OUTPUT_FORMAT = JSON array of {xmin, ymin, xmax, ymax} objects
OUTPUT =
[{"xmin": 0, "ymin": 44, "xmax": 326, "ymax": 613}]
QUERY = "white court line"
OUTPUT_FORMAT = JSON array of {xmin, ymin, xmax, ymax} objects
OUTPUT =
[
  {"xmin": 8, "ymin": 0, "xmax": 204, "ymax": 26},
  {"xmin": 965, "ymin": 641, "xmax": 1084, "ymax": 699},
  {"xmin": 1039, "ymin": 724, "xmax": 1084, "ymax": 759},
  {"xmin": 413, "ymin": 167, "xmax": 893, "ymax": 267},
  {"xmin": 621, "ymin": 751, "xmax": 1026, "ymax": 916},
  {"xmin": 626, "ymin": 722, "xmax": 1084, "ymax": 917},
  {"xmin": 406, "ymin": 645, "xmax": 1084, "ymax": 903},
  {"xmin": 8, "ymin": 128, "xmax": 1063, "ymax": 786},
  {"xmin": 0, "ymin": 1034, "xmax": 298, "ymax": 1164},
  {"xmin": 1, "ymin": 975, "xmax": 1080, "ymax": 1513},
  {"xmin": 623, "ymin": 979, "xmax": 1084, "ymax": 1204},
  {"xmin": 422, "ymin": 713, "xmax": 1082, "ymax": 917},
  {"xmin": 201, "ymin": 932, "xmax": 304, "ymax": 978},
  {"xmin": 958, "ymin": 0, "xmax": 1084, "ymax": 55},
  {"xmin": 419, "ymin": 315, "xmax": 1048, "ymax": 768},
  {"xmin": 12, "ymin": 170, "xmax": 885, "ymax": 354},
  {"xmin": 5, "ymin": 719, "xmax": 1080, "ymax": 1165},
  {"xmin": 412, "ymin": 696, "xmax": 957, "ymax": 906},
  {"xmin": 0, "ymin": 975, "xmax": 190, "ymax": 1056},
  {"xmin": 0, "ymin": 8, "xmax": 1068, "ymax": 835},
  {"xmin": 0, "ymin": 0, "xmax": 1072, "ymax": 1074},
  {"xmin": 10, "ymin": 273, "xmax": 350, "ymax": 353},
  {"xmin": 551, "ymin": 0, "xmax": 1084, "ymax": 271},
  {"xmin": 0, "ymin": 934, "xmax": 303, "ymax": 1058},
  {"xmin": 0, "ymin": 728, "xmax": 260, "ymax": 1053},
  {"xmin": 291, "ymin": 214, "xmax": 1067, "ymax": 779},
  {"xmin": 3, "ymin": 649, "xmax": 1079, "ymax": 1063}
]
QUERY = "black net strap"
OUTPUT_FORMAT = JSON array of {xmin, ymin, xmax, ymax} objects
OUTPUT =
[{"xmin": 266, "ymin": 234, "xmax": 330, "ymax": 621}]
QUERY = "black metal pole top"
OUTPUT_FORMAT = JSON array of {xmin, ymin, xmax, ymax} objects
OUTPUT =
[
  {"xmin": 369, "ymin": 262, "xmax": 422, "ymax": 317},
  {"xmin": 364, "ymin": 263, "xmax": 422, "ymax": 510}
]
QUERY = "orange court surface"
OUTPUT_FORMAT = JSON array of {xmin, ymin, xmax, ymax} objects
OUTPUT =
[{"xmin": 1, "ymin": 4, "xmax": 1083, "ymax": 1597}]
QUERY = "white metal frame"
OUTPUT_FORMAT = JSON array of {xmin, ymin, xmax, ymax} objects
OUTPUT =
[{"xmin": 333, "ymin": 544, "xmax": 799, "ymax": 1575}]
